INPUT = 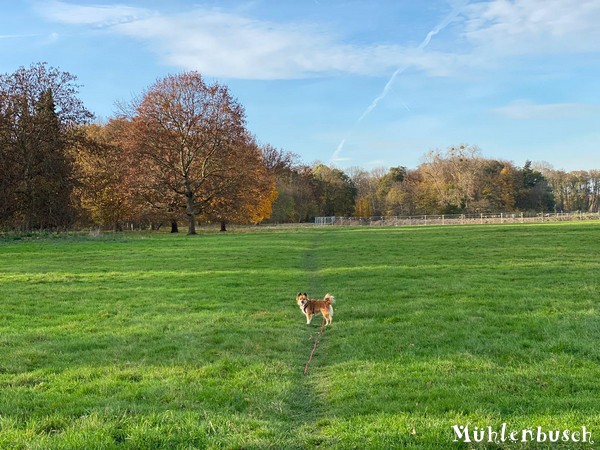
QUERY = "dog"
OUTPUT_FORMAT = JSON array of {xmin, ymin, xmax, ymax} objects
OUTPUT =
[{"xmin": 296, "ymin": 292, "xmax": 335, "ymax": 325}]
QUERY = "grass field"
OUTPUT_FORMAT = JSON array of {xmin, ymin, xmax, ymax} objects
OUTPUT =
[{"xmin": 1, "ymin": 222, "xmax": 599, "ymax": 449}]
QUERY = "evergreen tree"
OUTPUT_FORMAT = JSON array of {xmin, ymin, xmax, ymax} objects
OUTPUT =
[
  {"xmin": 32, "ymin": 89, "xmax": 73, "ymax": 228},
  {"xmin": 0, "ymin": 63, "xmax": 91, "ymax": 230}
]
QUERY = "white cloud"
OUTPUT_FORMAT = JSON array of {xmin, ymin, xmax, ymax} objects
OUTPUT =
[
  {"xmin": 0, "ymin": 33, "xmax": 38, "ymax": 39},
  {"xmin": 35, "ymin": 0, "xmax": 154, "ymax": 26},
  {"xmin": 113, "ymin": 10, "xmax": 416, "ymax": 79},
  {"xmin": 35, "ymin": 1, "xmax": 451, "ymax": 80},
  {"xmin": 34, "ymin": 0, "xmax": 600, "ymax": 80},
  {"xmin": 464, "ymin": 0, "xmax": 600, "ymax": 54},
  {"xmin": 493, "ymin": 99, "xmax": 600, "ymax": 119}
]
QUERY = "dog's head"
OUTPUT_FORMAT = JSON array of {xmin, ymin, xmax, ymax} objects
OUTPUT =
[{"xmin": 296, "ymin": 292, "xmax": 309, "ymax": 306}]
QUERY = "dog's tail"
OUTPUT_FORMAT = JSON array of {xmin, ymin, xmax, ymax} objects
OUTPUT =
[{"xmin": 324, "ymin": 293, "xmax": 335, "ymax": 304}]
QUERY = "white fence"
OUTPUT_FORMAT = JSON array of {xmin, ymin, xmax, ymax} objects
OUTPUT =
[{"xmin": 315, "ymin": 211, "xmax": 600, "ymax": 227}]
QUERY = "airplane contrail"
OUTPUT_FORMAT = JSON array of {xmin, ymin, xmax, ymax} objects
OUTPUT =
[
  {"xmin": 329, "ymin": 138, "xmax": 346, "ymax": 164},
  {"xmin": 357, "ymin": 3, "xmax": 464, "ymax": 122},
  {"xmin": 330, "ymin": 1, "xmax": 468, "ymax": 164},
  {"xmin": 357, "ymin": 65, "xmax": 409, "ymax": 123}
]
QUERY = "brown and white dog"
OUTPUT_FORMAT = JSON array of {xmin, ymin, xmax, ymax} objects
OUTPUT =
[{"xmin": 296, "ymin": 292, "xmax": 335, "ymax": 325}]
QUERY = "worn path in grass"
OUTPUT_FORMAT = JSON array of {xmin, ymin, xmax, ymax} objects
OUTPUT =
[{"xmin": 279, "ymin": 229, "xmax": 332, "ymax": 446}]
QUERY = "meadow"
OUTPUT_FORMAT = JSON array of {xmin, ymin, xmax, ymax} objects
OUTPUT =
[{"xmin": 0, "ymin": 222, "xmax": 599, "ymax": 449}]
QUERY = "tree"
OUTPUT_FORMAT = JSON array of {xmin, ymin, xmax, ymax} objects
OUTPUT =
[
  {"xmin": 29, "ymin": 89, "xmax": 73, "ymax": 228},
  {"xmin": 262, "ymin": 144, "xmax": 301, "ymax": 223},
  {"xmin": 347, "ymin": 166, "xmax": 377, "ymax": 217},
  {"xmin": 377, "ymin": 166, "xmax": 407, "ymax": 216},
  {"xmin": 588, "ymin": 170, "xmax": 600, "ymax": 212},
  {"xmin": 205, "ymin": 139, "xmax": 276, "ymax": 231},
  {"xmin": 70, "ymin": 120, "xmax": 152, "ymax": 231},
  {"xmin": 124, "ymin": 72, "xmax": 271, "ymax": 234},
  {"xmin": 420, "ymin": 145, "xmax": 483, "ymax": 213},
  {"xmin": 0, "ymin": 63, "xmax": 92, "ymax": 230},
  {"xmin": 262, "ymin": 145, "xmax": 323, "ymax": 223},
  {"xmin": 0, "ymin": 90, "xmax": 20, "ymax": 227},
  {"xmin": 516, "ymin": 161, "xmax": 554, "ymax": 211},
  {"xmin": 494, "ymin": 163, "xmax": 520, "ymax": 211},
  {"xmin": 312, "ymin": 164, "xmax": 357, "ymax": 216},
  {"xmin": 261, "ymin": 144, "xmax": 298, "ymax": 175},
  {"xmin": 405, "ymin": 168, "xmax": 439, "ymax": 214},
  {"xmin": 273, "ymin": 165, "xmax": 320, "ymax": 223}
]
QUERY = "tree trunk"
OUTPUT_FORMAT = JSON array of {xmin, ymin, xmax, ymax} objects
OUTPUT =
[
  {"xmin": 171, "ymin": 220, "xmax": 179, "ymax": 233},
  {"xmin": 220, "ymin": 221, "xmax": 227, "ymax": 232},
  {"xmin": 185, "ymin": 181, "xmax": 197, "ymax": 235},
  {"xmin": 187, "ymin": 214, "xmax": 197, "ymax": 235}
]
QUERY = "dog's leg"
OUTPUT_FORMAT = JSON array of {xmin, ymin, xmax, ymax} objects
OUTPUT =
[{"xmin": 306, "ymin": 313, "xmax": 312, "ymax": 324}]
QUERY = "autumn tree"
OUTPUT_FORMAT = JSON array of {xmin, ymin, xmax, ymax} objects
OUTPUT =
[
  {"xmin": 348, "ymin": 166, "xmax": 388, "ymax": 217},
  {"xmin": 404, "ymin": 168, "xmax": 439, "ymax": 214},
  {"xmin": 588, "ymin": 170, "xmax": 600, "ymax": 212},
  {"xmin": 124, "ymin": 72, "xmax": 272, "ymax": 234},
  {"xmin": 261, "ymin": 144, "xmax": 298, "ymax": 175},
  {"xmin": 377, "ymin": 166, "xmax": 407, "ymax": 215},
  {"xmin": 494, "ymin": 163, "xmax": 520, "ymax": 211},
  {"xmin": 70, "ymin": 120, "xmax": 157, "ymax": 230},
  {"xmin": 567, "ymin": 171, "xmax": 593, "ymax": 211},
  {"xmin": 0, "ymin": 62, "xmax": 93, "ymax": 230},
  {"xmin": 420, "ymin": 148, "xmax": 455, "ymax": 212},
  {"xmin": 348, "ymin": 167, "xmax": 374, "ymax": 217},
  {"xmin": 205, "ymin": 139, "xmax": 276, "ymax": 231},
  {"xmin": 542, "ymin": 167, "xmax": 600, "ymax": 213},
  {"xmin": 419, "ymin": 145, "xmax": 518, "ymax": 214}
]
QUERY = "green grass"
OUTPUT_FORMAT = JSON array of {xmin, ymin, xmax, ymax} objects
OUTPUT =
[{"xmin": 0, "ymin": 223, "xmax": 599, "ymax": 449}]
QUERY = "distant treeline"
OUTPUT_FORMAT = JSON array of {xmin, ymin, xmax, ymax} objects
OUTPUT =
[
  {"xmin": 267, "ymin": 145, "xmax": 599, "ymax": 222},
  {"xmin": 1, "ymin": 63, "xmax": 598, "ymax": 232}
]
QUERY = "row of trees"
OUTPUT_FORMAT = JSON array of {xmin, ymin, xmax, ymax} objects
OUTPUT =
[
  {"xmin": 349, "ymin": 148, "xmax": 599, "ymax": 218},
  {"xmin": 265, "ymin": 145, "xmax": 600, "ymax": 222},
  {"xmin": 1, "ymin": 64, "xmax": 279, "ymax": 233},
  {"xmin": 1, "ymin": 63, "xmax": 598, "ymax": 232},
  {"xmin": 348, "ymin": 146, "xmax": 556, "ymax": 217}
]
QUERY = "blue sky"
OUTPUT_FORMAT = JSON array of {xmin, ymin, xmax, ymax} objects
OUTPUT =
[{"xmin": 1, "ymin": 0, "xmax": 599, "ymax": 171}]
